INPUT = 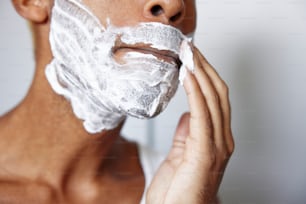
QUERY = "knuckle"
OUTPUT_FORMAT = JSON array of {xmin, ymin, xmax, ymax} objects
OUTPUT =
[
  {"xmin": 218, "ymin": 80, "xmax": 229, "ymax": 94},
  {"xmin": 228, "ymin": 138, "xmax": 235, "ymax": 155},
  {"xmin": 191, "ymin": 109, "xmax": 212, "ymax": 127},
  {"xmin": 218, "ymin": 143, "xmax": 234, "ymax": 162},
  {"xmin": 172, "ymin": 139, "xmax": 186, "ymax": 149},
  {"xmin": 207, "ymin": 92, "xmax": 220, "ymax": 105},
  {"xmin": 226, "ymin": 131, "xmax": 235, "ymax": 155}
]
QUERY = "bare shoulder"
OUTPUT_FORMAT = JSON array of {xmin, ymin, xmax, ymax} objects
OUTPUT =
[{"xmin": 0, "ymin": 179, "xmax": 57, "ymax": 204}]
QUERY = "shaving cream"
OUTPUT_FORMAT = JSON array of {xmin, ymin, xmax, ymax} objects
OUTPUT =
[
  {"xmin": 46, "ymin": 0, "xmax": 195, "ymax": 133},
  {"xmin": 179, "ymin": 39, "xmax": 195, "ymax": 85}
]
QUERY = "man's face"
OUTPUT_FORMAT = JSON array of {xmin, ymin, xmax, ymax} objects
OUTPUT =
[
  {"xmin": 45, "ymin": 0, "xmax": 197, "ymax": 133},
  {"xmin": 79, "ymin": 0, "xmax": 197, "ymax": 68}
]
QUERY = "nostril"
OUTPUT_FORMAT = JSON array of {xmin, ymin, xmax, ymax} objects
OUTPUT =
[
  {"xmin": 170, "ymin": 12, "xmax": 182, "ymax": 22},
  {"xmin": 150, "ymin": 5, "xmax": 164, "ymax": 16}
]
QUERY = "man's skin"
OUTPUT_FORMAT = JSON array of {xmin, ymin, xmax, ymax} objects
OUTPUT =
[{"xmin": 0, "ymin": 0, "xmax": 234, "ymax": 203}]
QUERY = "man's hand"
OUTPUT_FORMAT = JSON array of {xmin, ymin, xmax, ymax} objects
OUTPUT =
[{"xmin": 146, "ymin": 47, "xmax": 234, "ymax": 204}]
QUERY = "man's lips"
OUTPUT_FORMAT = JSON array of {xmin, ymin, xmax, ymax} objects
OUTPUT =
[{"xmin": 112, "ymin": 44, "xmax": 182, "ymax": 68}]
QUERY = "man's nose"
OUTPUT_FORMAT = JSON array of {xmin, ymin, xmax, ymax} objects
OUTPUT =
[{"xmin": 143, "ymin": 0, "xmax": 185, "ymax": 25}]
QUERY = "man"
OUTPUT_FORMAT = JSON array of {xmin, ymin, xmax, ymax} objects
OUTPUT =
[{"xmin": 0, "ymin": 0, "xmax": 234, "ymax": 203}]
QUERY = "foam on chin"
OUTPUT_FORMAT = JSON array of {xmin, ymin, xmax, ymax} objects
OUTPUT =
[{"xmin": 46, "ymin": 0, "xmax": 194, "ymax": 133}]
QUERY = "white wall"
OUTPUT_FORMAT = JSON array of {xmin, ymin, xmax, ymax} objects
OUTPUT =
[{"xmin": 1, "ymin": 1, "xmax": 306, "ymax": 203}]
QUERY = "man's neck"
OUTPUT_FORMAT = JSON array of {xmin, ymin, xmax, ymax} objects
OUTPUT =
[
  {"xmin": 0, "ymin": 25, "xmax": 144, "ymax": 202},
  {"xmin": 0, "ymin": 66, "xmax": 132, "ymax": 190}
]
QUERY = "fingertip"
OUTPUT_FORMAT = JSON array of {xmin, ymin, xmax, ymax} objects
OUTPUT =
[
  {"xmin": 180, "ymin": 112, "xmax": 191, "ymax": 123},
  {"xmin": 176, "ymin": 112, "xmax": 190, "ymax": 132}
]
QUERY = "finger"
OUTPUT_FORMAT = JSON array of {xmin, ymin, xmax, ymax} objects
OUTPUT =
[
  {"xmin": 194, "ymin": 47, "xmax": 234, "ymax": 153},
  {"xmin": 167, "ymin": 113, "xmax": 190, "ymax": 163},
  {"xmin": 183, "ymin": 71, "xmax": 214, "ymax": 156},
  {"xmin": 192, "ymin": 50, "xmax": 224, "ymax": 151},
  {"xmin": 173, "ymin": 112, "xmax": 190, "ymax": 147},
  {"xmin": 147, "ymin": 113, "xmax": 191, "ymax": 202}
]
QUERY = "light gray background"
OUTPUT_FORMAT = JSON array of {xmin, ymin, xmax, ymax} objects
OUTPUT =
[{"xmin": 1, "ymin": 1, "xmax": 306, "ymax": 203}]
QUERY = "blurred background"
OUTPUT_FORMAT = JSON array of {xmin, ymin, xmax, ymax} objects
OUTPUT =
[{"xmin": 1, "ymin": 0, "xmax": 306, "ymax": 203}]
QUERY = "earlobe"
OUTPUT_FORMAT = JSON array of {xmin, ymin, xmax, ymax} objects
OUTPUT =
[{"xmin": 12, "ymin": 0, "xmax": 49, "ymax": 23}]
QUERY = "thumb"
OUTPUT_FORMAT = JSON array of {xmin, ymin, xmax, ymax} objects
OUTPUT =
[
  {"xmin": 173, "ymin": 112, "xmax": 190, "ymax": 145},
  {"xmin": 166, "ymin": 112, "xmax": 190, "ymax": 162}
]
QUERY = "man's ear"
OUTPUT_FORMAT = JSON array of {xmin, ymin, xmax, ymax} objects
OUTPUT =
[{"xmin": 12, "ymin": 0, "xmax": 49, "ymax": 23}]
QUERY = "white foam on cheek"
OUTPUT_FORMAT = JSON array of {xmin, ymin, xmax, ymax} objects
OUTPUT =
[
  {"xmin": 46, "ymin": 0, "xmax": 193, "ymax": 134},
  {"xmin": 179, "ymin": 39, "xmax": 195, "ymax": 85}
]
